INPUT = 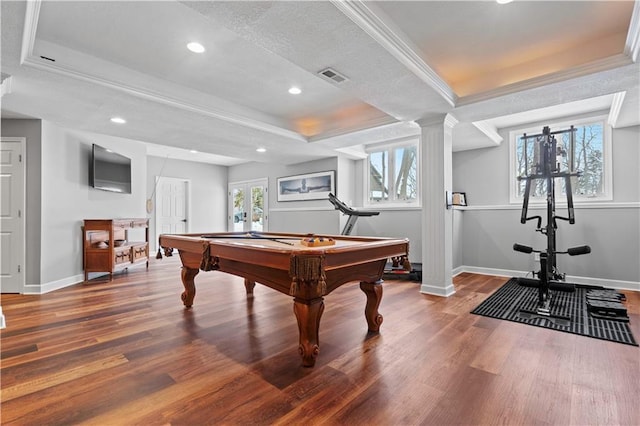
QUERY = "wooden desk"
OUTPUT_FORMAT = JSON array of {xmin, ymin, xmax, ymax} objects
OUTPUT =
[{"xmin": 159, "ymin": 231, "xmax": 409, "ymax": 367}]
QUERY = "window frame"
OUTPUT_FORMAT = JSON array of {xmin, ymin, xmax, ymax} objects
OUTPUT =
[
  {"xmin": 364, "ymin": 136, "xmax": 421, "ymax": 209},
  {"xmin": 508, "ymin": 114, "xmax": 612, "ymax": 204}
]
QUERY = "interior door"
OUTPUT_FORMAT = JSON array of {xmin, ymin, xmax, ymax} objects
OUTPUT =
[
  {"xmin": 156, "ymin": 177, "xmax": 188, "ymax": 241},
  {"xmin": 0, "ymin": 138, "xmax": 25, "ymax": 293},
  {"xmin": 228, "ymin": 179, "xmax": 268, "ymax": 232}
]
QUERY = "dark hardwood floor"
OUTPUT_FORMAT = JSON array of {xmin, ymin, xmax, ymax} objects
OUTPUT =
[{"xmin": 2, "ymin": 257, "xmax": 639, "ymax": 425}]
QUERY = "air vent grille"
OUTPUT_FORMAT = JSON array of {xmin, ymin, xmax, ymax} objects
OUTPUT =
[{"xmin": 318, "ymin": 68, "xmax": 348, "ymax": 84}]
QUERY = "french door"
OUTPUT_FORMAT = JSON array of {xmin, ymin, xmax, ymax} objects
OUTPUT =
[{"xmin": 228, "ymin": 179, "xmax": 268, "ymax": 232}]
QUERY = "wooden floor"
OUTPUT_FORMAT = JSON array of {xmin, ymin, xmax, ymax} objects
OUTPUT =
[{"xmin": 2, "ymin": 257, "xmax": 639, "ymax": 425}]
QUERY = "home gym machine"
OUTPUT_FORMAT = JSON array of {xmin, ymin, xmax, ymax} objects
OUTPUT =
[
  {"xmin": 327, "ymin": 193, "xmax": 422, "ymax": 280},
  {"xmin": 328, "ymin": 193, "xmax": 380, "ymax": 236},
  {"xmin": 512, "ymin": 126, "xmax": 591, "ymax": 321}
]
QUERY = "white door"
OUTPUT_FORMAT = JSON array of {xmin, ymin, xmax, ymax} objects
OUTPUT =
[
  {"xmin": 156, "ymin": 177, "xmax": 189, "ymax": 241},
  {"xmin": 0, "ymin": 138, "xmax": 25, "ymax": 293},
  {"xmin": 228, "ymin": 179, "xmax": 268, "ymax": 232}
]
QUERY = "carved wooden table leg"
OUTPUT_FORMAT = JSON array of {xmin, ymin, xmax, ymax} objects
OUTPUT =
[
  {"xmin": 293, "ymin": 297, "xmax": 324, "ymax": 367},
  {"xmin": 244, "ymin": 279, "xmax": 256, "ymax": 296},
  {"xmin": 180, "ymin": 266, "xmax": 199, "ymax": 308},
  {"xmin": 359, "ymin": 280, "xmax": 384, "ymax": 332}
]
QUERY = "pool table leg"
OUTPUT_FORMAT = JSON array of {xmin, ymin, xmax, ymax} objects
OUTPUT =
[
  {"xmin": 360, "ymin": 280, "xmax": 384, "ymax": 332},
  {"xmin": 244, "ymin": 279, "xmax": 256, "ymax": 296},
  {"xmin": 293, "ymin": 297, "xmax": 324, "ymax": 367},
  {"xmin": 180, "ymin": 266, "xmax": 199, "ymax": 308}
]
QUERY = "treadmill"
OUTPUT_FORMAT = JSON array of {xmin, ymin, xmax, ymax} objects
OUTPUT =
[{"xmin": 327, "ymin": 193, "xmax": 421, "ymax": 281}]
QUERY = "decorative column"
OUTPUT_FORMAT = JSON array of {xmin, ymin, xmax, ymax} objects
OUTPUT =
[{"xmin": 418, "ymin": 114, "xmax": 458, "ymax": 297}]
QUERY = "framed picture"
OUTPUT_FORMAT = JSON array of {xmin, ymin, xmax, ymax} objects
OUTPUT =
[
  {"xmin": 452, "ymin": 192, "xmax": 467, "ymax": 206},
  {"xmin": 277, "ymin": 170, "xmax": 335, "ymax": 202}
]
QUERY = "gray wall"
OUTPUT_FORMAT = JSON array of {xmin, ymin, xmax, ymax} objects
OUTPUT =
[
  {"xmin": 40, "ymin": 123, "xmax": 148, "ymax": 287},
  {"xmin": 228, "ymin": 157, "xmax": 342, "ymax": 234},
  {"xmin": 453, "ymin": 124, "xmax": 640, "ymax": 284},
  {"xmin": 1, "ymin": 119, "xmax": 42, "ymax": 286},
  {"xmin": 147, "ymin": 156, "xmax": 227, "ymax": 250},
  {"xmin": 2, "ymin": 119, "xmax": 150, "ymax": 291},
  {"xmin": 4, "ymin": 115, "xmax": 636, "ymax": 292}
]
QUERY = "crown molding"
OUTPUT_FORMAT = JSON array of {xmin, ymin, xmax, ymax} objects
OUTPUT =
[
  {"xmin": 18, "ymin": 0, "xmax": 307, "ymax": 143},
  {"xmin": 20, "ymin": 0, "xmax": 41, "ymax": 65},
  {"xmin": 457, "ymin": 54, "xmax": 633, "ymax": 106},
  {"xmin": 624, "ymin": 0, "xmax": 640, "ymax": 62},
  {"xmin": 23, "ymin": 56, "xmax": 308, "ymax": 142},
  {"xmin": 331, "ymin": 0, "xmax": 457, "ymax": 107},
  {"xmin": 608, "ymin": 91, "xmax": 626, "ymax": 128}
]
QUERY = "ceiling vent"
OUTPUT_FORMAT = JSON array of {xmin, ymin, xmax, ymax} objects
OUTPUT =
[{"xmin": 318, "ymin": 68, "xmax": 349, "ymax": 84}]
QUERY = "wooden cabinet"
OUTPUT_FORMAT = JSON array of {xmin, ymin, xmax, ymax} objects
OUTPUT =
[{"xmin": 83, "ymin": 218, "xmax": 149, "ymax": 281}]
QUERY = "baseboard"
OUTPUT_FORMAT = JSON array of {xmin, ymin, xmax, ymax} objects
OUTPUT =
[
  {"xmin": 420, "ymin": 282, "xmax": 456, "ymax": 297},
  {"xmin": 455, "ymin": 265, "xmax": 640, "ymax": 292},
  {"xmin": 24, "ymin": 273, "xmax": 85, "ymax": 294}
]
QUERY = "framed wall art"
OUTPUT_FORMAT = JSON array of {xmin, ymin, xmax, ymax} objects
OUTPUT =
[{"xmin": 277, "ymin": 170, "xmax": 335, "ymax": 202}]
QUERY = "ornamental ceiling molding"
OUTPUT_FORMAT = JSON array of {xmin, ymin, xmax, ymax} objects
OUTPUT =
[
  {"xmin": 460, "ymin": 1, "xmax": 640, "ymax": 107},
  {"xmin": 19, "ymin": 0, "xmax": 307, "ymax": 144},
  {"xmin": 457, "ymin": 54, "xmax": 634, "ymax": 107},
  {"xmin": 331, "ymin": 0, "xmax": 457, "ymax": 108},
  {"xmin": 624, "ymin": 0, "xmax": 640, "ymax": 62}
]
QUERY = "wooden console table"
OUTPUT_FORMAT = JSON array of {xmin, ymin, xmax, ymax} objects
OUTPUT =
[{"xmin": 82, "ymin": 218, "xmax": 149, "ymax": 281}]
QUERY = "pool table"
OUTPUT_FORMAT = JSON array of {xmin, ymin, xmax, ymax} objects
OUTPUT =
[{"xmin": 158, "ymin": 231, "xmax": 409, "ymax": 367}]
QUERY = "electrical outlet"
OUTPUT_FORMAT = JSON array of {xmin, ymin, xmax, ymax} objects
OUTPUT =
[{"xmin": 533, "ymin": 252, "xmax": 540, "ymax": 261}]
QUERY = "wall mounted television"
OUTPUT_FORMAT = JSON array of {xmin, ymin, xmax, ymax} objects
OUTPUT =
[{"xmin": 90, "ymin": 144, "xmax": 132, "ymax": 194}]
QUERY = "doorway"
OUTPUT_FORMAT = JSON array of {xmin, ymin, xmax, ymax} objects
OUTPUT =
[
  {"xmin": 155, "ymin": 177, "xmax": 189, "ymax": 248},
  {"xmin": 0, "ymin": 137, "xmax": 26, "ymax": 293},
  {"xmin": 228, "ymin": 179, "xmax": 268, "ymax": 232}
]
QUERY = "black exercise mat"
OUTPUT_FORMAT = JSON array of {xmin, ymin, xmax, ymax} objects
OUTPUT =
[{"xmin": 471, "ymin": 278, "xmax": 638, "ymax": 346}]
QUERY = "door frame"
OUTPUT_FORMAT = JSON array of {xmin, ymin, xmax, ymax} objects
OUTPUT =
[
  {"xmin": 228, "ymin": 178, "xmax": 269, "ymax": 232},
  {"xmin": 154, "ymin": 176, "xmax": 190, "ymax": 251},
  {"xmin": 0, "ymin": 137, "xmax": 26, "ymax": 293}
]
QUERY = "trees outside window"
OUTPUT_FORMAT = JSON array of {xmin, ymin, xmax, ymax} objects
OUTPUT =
[
  {"xmin": 511, "ymin": 116, "xmax": 611, "ymax": 203},
  {"xmin": 367, "ymin": 139, "xmax": 419, "ymax": 206}
]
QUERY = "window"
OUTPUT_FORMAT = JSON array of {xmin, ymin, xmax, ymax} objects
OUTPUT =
[
  {"xmin": 366, "ymin": 138, "xmax": 420, "ymax": 206},
  {"xmin": 509, "ymin": 115, "xmax": 612, "ymax": 203}
]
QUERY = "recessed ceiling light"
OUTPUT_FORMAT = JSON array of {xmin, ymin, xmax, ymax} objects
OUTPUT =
[
  {"xmin": 288, "ymin": 87, "xmax": 301, "ymax": 95},
  {"xmin": 110, "ymin": 117, "xmax": 126, "ymax": 124},
  {"xmin": 256, "ymin": 147, "xmax": 266, "ymax": 153},
  {"xmin": 190, "ymin": 150, "xmax": 198, "ymax": 153},
  {"xmin": 187, "ymin": 42, "xmax": 205, "ymax": 53},
  {"xmin": 496, "ymin": 0, "xmax": 513, "ymax": 4}
]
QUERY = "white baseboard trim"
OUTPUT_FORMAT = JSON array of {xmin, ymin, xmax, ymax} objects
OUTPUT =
[
  {"xmin": 420, "ymin": 283, "xmax": 456, "ymax": 297},
  {"xmin": 24, "ymin": 273, "xmax": 85, "ymax": 294},
  {"xmin": 455, "ymin": 265, "xmax": 640, "ymax": 292}
]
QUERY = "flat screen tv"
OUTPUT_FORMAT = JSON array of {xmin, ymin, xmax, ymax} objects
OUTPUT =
[{"xmin": 90, "ymin": 144, "xmax": 132, "ymax": 194}]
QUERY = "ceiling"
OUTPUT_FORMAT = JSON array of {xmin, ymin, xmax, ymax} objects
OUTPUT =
[{"xmin": 1, "ymin": 0, "xmax": 639, "ymax": 166}]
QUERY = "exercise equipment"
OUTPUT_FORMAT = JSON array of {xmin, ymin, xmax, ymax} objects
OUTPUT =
[
  {"xmin": 328, "ymin": 193, "xmax": 380, "ymax": 235},
  {"xmin": 512, "ymin": 126, "xmax": 591, "ymax": 321},
  {"xmin": 327, "ymin": 193, "xmax": 422, "ymax": 280}
]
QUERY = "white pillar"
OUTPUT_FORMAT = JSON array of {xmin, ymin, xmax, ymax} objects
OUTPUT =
[{"xmin": 418, "ymin": 114, "xmax": 457, "ymax": 297}]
